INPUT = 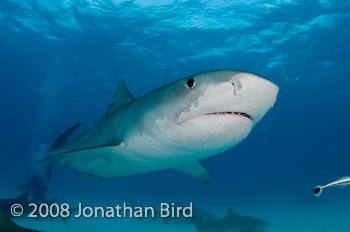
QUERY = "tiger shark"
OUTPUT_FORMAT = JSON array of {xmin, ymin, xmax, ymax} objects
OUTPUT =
[{"xmin": 41, "ymin": 70, "xmax": 279, "ymax": 182}]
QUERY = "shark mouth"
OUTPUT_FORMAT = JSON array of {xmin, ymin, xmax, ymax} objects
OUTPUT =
[
  {"xmin": 204, "ymin": 112, "xmax": 252, "ymax": 120},
  {"xmin": 177, "ymin": 111, "xmax": 253, "ymax": 125}
]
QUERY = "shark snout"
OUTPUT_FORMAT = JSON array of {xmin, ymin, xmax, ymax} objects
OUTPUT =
[
  {"xmin": 232, "ymin": 72, "xmax": 279, "ymax": 97},
  {"xmin": 232, "ymin": 72, "xmax": 279, "ymax": 125}
]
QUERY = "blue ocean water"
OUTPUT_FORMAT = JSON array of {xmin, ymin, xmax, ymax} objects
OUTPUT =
[{"xmin": 1, "ymin": 0, "xmax": 350, "ymax": 231}]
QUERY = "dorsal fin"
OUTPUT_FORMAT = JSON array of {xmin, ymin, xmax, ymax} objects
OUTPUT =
[
  {"xmin": 105, "ymin": 80, "xmax": 134, "ymax": 117},
  {"xmin": 226, "ymin": 209, "xmax": 237, "ymax": 218},
  {"xmin": 51, "ymin": 123, "xmax": 82, "ymax": 150}
]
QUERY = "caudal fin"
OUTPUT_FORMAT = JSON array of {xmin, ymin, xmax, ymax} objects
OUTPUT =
[
  {"xmin": 314, "ymin": 185, "xmax": 323, "ymax": 197},
  {"xmin": 39, "ymin": 123, "xmax": 81, "ymax": 182}
]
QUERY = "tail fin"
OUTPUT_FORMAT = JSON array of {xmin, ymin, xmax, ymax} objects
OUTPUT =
[
  {"xmin": 314, "ymin": 185, "xmax": 323, "ymax": 197},
  {"xmin": 41, "ymin": 123, "xmax": 81, "ymax": 182}
]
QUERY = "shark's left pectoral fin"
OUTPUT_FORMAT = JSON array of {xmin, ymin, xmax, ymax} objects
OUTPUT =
[
  {"xmin": 173, "ymin": 161, "xmax": 211, "ymax": 184},
  {"xmin": 39, "ymin": 146, "xmax": 117, "ymax": 164},
  {"xmin": 39, "ymin": 146, "xmax": 117, "ymax": 180}
]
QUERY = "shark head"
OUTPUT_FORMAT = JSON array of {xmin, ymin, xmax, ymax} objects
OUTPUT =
[
  {"xmin": 134, "ymin": 70, "xmax": 279, "ymax": 159},
  {"xmin": 174, "ymin": 70, "xmax": 278, "ymax": 125}
]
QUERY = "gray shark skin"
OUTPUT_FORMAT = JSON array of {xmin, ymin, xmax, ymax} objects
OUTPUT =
[
  {"xmin": 193, "ymin": 209, "xmax": 270, "ymax": 232},
  {"xmin": 41, "ymin": 70, "xmax": 279, "ymax": 182},
  {"xmin": 0, "ymin": 208, "xmax": 40, "ymax": 232}
]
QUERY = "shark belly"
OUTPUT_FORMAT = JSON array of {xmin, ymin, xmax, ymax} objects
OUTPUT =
[
  {"xmin": 63, "ymin": 144, "xmax": 185, "ymax": 178},
  {"xmin": 67, "ymin": 114, "xmax": 253, "ymax": 178}
]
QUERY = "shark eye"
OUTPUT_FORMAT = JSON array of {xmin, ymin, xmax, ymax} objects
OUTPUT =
[{"xmin": 186, "ymin": 78, "xmax": 195, "ymax": 89}]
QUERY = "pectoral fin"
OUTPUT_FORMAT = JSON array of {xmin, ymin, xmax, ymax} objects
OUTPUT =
[
  {"xmin": 38, "ymin": 145, "xmax": 122, "ymax": 181},
  {"xmin": 173, "ymin": 161, "xmax": 211, "ymax": 184},
  {"xmin": 38, "ymin": 146, "xmax": 117, "ymax": 164}
]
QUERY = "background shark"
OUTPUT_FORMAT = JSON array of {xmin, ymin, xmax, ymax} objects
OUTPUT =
[
  {"xmin": 41, "ymin": 70, "xmax": 278, "ymax": 182},
  {"xmin": 193, "ymin": 209, "xmax": 270, "ymax": 232},
  {"xmin": 0, "ymin": 176, "xmax": 48, "ymax": 219},
  {"xmin": 0, "ymin": 209, "xmax": 40, "ymax": 232}
]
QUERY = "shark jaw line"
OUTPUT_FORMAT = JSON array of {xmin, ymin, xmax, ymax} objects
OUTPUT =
[
  {"xmin": 204, "ymin": 111, "xmax": 252, "ymax": 120},
  {"xmin": 176, "ymin": 111, "xmax": 253, "ymax": 125}
]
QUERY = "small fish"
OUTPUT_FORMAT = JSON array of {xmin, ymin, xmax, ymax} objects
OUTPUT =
[{"xmin": 314, "ymin": 176, "xmax": 350, "ymax": 197}]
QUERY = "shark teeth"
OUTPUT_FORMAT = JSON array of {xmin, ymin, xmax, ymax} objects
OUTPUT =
[{"xmin": 205, "ymin": 112, "xmax": 252, "ymax": 120}]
